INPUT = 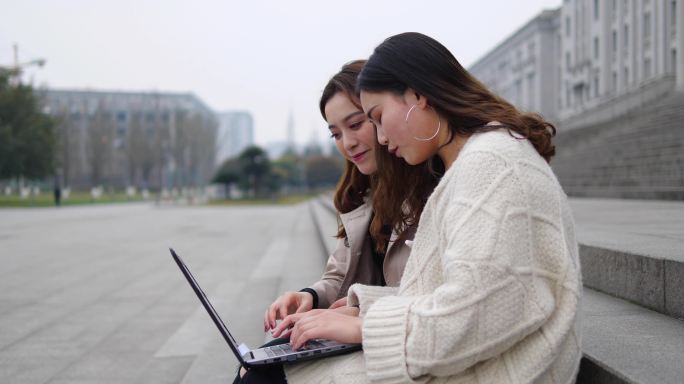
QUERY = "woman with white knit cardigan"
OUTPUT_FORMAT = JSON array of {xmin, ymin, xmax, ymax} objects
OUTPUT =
[{"xmin": 275, "ymin": 32, "xmax": 582, "ymax": 384}]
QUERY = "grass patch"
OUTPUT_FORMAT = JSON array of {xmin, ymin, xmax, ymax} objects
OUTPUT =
[
  {"xmin": 207, "ymin": 193, "xmax": 318, "ymax": 206},
  {"xmin": 0, "ymin": 192, "xmax": 147, "ymax": 207}
]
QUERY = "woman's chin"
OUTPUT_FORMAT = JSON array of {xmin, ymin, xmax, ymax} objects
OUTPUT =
[{"xmin": 356, "ymin": 164, "xmax": 378, "ymax": 175}]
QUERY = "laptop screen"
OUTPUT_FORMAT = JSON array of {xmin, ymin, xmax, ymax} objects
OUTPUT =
[{"xmin": 170, "ymin": 248, "xmax": 247, "ymax": 363}]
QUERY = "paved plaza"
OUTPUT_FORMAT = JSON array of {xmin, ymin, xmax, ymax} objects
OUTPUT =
[
  {"xmin": 2, "ymin": 197, "xmax": 684, "ymax": 384},
  {"xmin": 0, "ymin": 203, "xmax": 324, "ymax": 384}
]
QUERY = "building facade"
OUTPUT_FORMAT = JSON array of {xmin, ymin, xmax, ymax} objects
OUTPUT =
[
  {"xmin": 469, "ymin": 1, "xmax": 683, "ymax": 129},
  {"xmin": 560, "ymin": 0, "xmax": 683, "ymax": 126},
  {"xmin": 469, "ymin": 9, "xmax": 562, "ymax": 123},
  {"xmin": 216, "ymin": 111, "xmax": 254, "ymax": 164},
  {"xmin": 41, "ymin": 89, "xmax": 218, "ymax": 190}
]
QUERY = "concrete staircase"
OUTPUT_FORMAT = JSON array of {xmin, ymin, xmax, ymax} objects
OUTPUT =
[
  {"xmin": 308, "ymin": 195, "xmax": 684, "ymax": 384},
  {"xmin": 553, "ymin": 92, "xmax": 684, "ymax": 200}
]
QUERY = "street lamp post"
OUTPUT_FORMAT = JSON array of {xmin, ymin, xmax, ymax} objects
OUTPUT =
[{"xmin": 0, "ymin": 43, "xmax": 46, "ymax": 84}]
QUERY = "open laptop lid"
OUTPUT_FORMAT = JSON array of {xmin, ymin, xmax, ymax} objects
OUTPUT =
[{"xmin": 170, "ymin": 248, "xmax": 249, "ymax": 366}]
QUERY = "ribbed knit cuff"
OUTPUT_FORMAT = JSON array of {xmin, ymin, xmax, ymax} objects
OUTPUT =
[
  {"xmin": 347, "ymin": 284, "xmax": 399, "ymax": 316},
  {"xmin": 362, "ymin": 295, "xmax": 416, "ymax": 384}
]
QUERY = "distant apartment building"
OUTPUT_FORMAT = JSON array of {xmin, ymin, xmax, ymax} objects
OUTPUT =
[
  {"xmin": 560, "ymin": 0, "xmax": 684, "ymax": 126},
  {"xmin": 216, "ymin": 111, "xmax": 254, "ymax": 164},
  {"xmin": 470, "ymin": 9, "xmax": 562, "ymax": 123},
  {"xmin": 41, "ymin": 89, "xmax": 218, "ymax": 190}
]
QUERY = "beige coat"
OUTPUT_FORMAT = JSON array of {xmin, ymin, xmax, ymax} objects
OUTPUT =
[{"xmin": 309, "ymin": 201, "xmax": 414, "ymax": 308}]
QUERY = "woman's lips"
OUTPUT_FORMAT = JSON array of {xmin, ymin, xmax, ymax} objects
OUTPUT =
[{"xmin": 351, "ymin": 150, "xmax": 368, "ymax": 162}]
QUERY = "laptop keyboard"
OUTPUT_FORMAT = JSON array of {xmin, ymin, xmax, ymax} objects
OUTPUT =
[{"xmin": 263, "ymin": 340, "xmax": 327, "ymax": 357}]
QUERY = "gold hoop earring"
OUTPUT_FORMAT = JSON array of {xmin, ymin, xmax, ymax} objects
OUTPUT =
[{"xmin": 405, "ymin": 104, "xmax": 440, "ymax": 141}]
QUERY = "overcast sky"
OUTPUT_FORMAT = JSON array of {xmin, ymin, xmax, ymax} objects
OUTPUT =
[{"xmin": 2, "ymin": 0, "xmax": 561, "ymax": 147}]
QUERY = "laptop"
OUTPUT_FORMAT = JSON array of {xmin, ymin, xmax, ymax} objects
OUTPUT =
[{"xmin": 170, "ymin": 248, "xmax": 362, "ymax": 367}]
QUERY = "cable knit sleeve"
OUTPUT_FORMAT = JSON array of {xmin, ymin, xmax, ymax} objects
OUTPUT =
[
  {"xmin": 347, "ymin": 283, "xmax": 399, "ymax": 317},
  {"xmin": 360, "ymin": 145, "xmax": 571, "ymax": 383}
]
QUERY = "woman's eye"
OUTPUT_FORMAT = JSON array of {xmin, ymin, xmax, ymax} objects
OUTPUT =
[
  {"xmin": 349, "ymin": 120, "xmax": 364, "ymax": 129},
  {"xmin": 330, "ymin": 132, "xmax": 341, "ymax": 140}
]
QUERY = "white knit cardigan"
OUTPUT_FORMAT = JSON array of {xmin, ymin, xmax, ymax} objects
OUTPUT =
[{"xmin": 285, "ymin": 130, "xmax": 582, "ymax": 384}]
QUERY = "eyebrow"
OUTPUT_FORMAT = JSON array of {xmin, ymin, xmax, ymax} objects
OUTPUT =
[{"xmin": 328, "ymin": 111, "xmax": 365, "ymax": 129}]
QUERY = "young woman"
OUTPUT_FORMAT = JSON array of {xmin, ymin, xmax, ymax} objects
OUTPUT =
[
  {"xmin": 236, "ymin": 60, "xmax": 438, "ymax": 383},
  {"xmin": 281, "ymin": 33, "xmax": 582, "ymax": 384},
  {"xmin": 263, "ymin": 60, "xmax": 437, "ymax": 327}
]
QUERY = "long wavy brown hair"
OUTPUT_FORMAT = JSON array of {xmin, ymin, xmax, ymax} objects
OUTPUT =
[
  {"xmin": 321, "ymin": 60, "xmax": 439, "ymax": 252},
  {"xmin": 357, "ymin": 32, "xmax": 556, "ymax": 163}
]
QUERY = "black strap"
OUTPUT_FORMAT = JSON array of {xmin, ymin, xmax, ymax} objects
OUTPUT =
[{"xmin": 299, "ymin": 288, "xmax": 319, "ymax": 309}]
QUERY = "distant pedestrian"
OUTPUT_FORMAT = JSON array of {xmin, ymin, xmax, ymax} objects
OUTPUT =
[{"xmin": 53, "ymin": 184, "xmax": 61, "ymax": 207}]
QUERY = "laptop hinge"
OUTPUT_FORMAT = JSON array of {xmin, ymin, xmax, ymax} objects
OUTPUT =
[{"xmin": 238, "ymin": 343, "xmax": 251, "ymax": 358}]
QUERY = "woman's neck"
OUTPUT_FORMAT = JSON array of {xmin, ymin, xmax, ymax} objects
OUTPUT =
[{"xmin": 437, "ymin": 133, "xmax": 468, "ymax": 170}]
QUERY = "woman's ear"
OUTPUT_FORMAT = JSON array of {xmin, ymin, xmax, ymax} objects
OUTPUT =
[{"xmin": 405, "ymin": 88, "xmax": 428, "ymax": 109}]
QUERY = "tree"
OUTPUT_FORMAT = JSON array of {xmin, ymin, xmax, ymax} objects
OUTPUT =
[
  {"xmin": 0, "ymin": 72, "xmax": 56, "ymax": 181},
  {"xmin": 212, "ymin": 145, "xmax": 273, "ymax": 198},
  {"xmin": 272, "ymin": 152, "xmax": 304, "ymax": 190},
  {"xmin": 239, "ymin": 146, "xmax": 271, "ymax": 197},
  {"xmin": 212, "ymin": 157, "xmax": 240, "ymax": 185},
  {"xmin": 304, "ymin": 155, "xmax": 343, "ymax": 189},
  {"xmin": 53, "ymin": 108, "xmax": 76, "ymax": 187}
]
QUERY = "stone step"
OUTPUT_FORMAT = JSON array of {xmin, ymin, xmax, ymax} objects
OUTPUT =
[
  {"xmin": 570, "ymin": 198, "xmax": 684, "ymax": 320},
  {"xmin": 578, "ymin": 288, "xmax": 684, "ymax": 384}
]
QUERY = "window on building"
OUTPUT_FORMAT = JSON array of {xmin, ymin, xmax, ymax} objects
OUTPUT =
[
  {"xmin": 528, "ymin": 42, "xmax": 535, "ymax": 59},
  {"xmin": 566, "ymin": 52, "xmax": 571, "ymax": 69},
  {"xmin": 527, "ymin": 73, "xmax": 536, "ymax": 109},
  {"xmin": 673, "ymin": 1, "xmax": 677, "ymax": 27},
  {"xmin": 594, "ymin": 75, "xmax": 600, "ymax": 97},
  {"xmin": 624, "ymin": 66, "xmax": 629, "ymax": 86},
  {"xmin": 566, "ymin": 16, "xmax": 571, "ymax": 36},
  {"xmin": 612, "ymin": 0, "xmax": 617, "ymax": 19},
  {"xmin": 673, "ymin": 49, "xmax": 678, "ymax": 73},
  {"xmin": 116, "ymin": 125, "xmax": 127, "ymax": 139},
  {"xmin": 612, "ymin": 30, "xmax": 618, "ymax": 60},
  {"xmin": 594, "ymin": 0, "xmax": 600, "ymax": 19},
  {"xmin": 624, "ymin": 0, "xmax": 629, "ymax": 13},
  {"xmin": 644, "ymin": 57, "xmax": 652, "ymax": 78},
  {"xmin": 612, "ymin": 70, "xmax": 618, "ymax": 92},
  {"xmin": 624, "ymin": 24, "xmax": 629, "ymax": 53},
  {"xmin": 594, "ymin": 37, "xmax": 600, "ymax": 59},
  {"xmin": 643, "ymin": 11, "xmax": 652, "ymax": 48},
  {"xmin": 117, "ymin": 111, "xmax": 127, "ymax": 123}
]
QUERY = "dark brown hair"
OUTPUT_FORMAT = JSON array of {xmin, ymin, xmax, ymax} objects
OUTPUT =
[
  {"xmin": 357, "ymin": 32, "xmax": 556, "ymax": 163},
  {"xmin": 321, "ymin": 60, "xmax": 438, "ymax": 252}
]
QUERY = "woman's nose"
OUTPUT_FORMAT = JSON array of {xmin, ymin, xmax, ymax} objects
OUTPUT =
[
  {"xmin": 376, "ymin": 127, "xmax": 389, "ymax": 145},
  {"xmin": 343, "ymin": 132, "xmax": 358, "ymax": 151}
]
